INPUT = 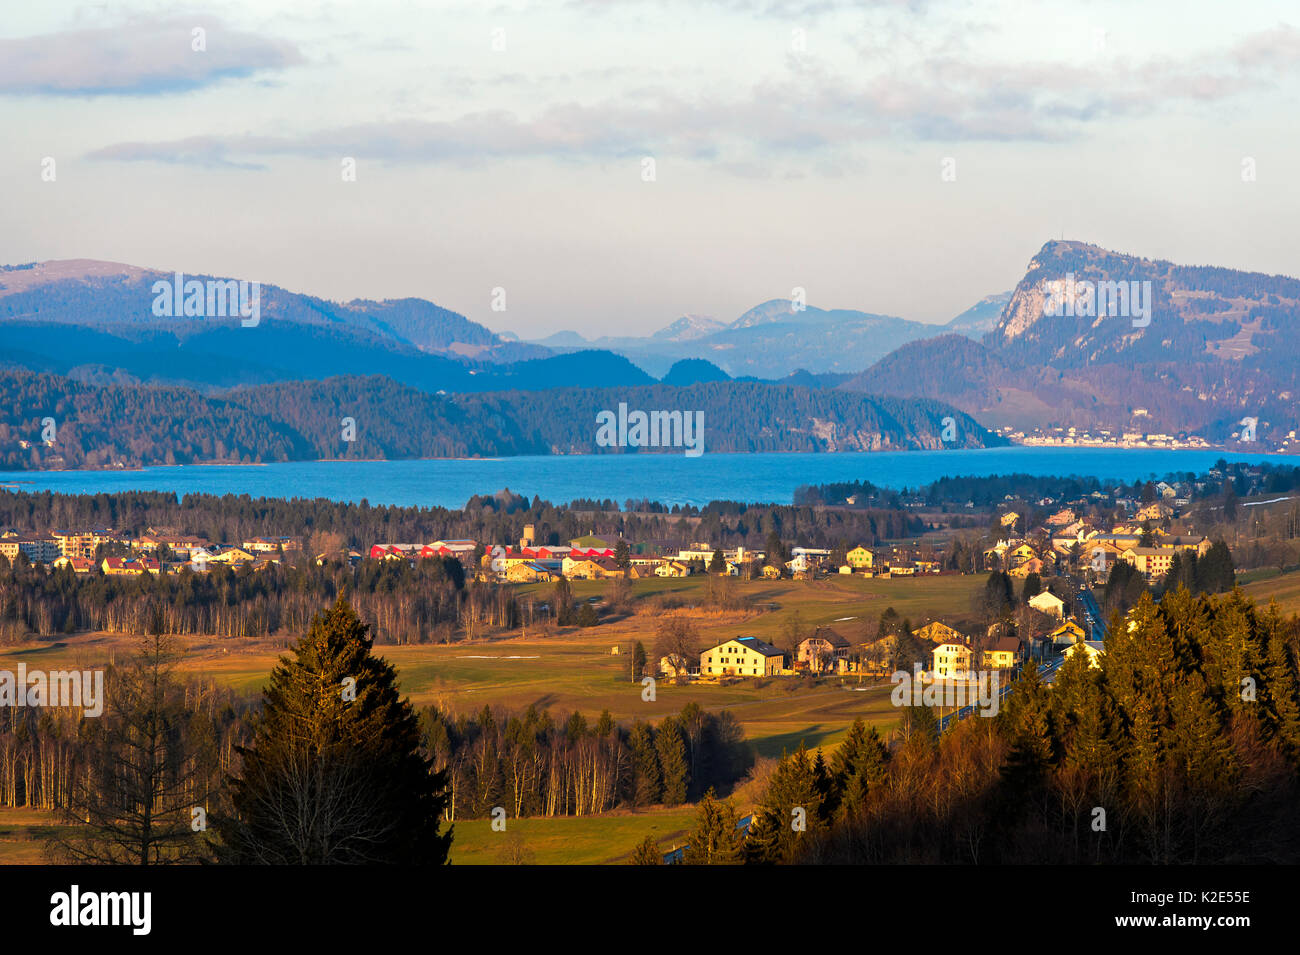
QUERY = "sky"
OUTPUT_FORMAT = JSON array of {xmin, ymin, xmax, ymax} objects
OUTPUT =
[{"xmin": 3, "ymin": 0, "xmax": 1299, "ymax": 339}]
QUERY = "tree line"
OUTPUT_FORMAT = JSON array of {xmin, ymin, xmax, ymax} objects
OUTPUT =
[
  {"xmin": 419, "ymin": 700, "xmax": 752, "ymax": 821},
  {"xmin": 657, "ymin": 587, "xmax": 1300, "ymax": 864}
]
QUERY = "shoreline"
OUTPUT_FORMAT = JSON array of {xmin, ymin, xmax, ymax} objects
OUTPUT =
[{"xmin": 2, "ymin": 442, "xmax": 1292, "ymax": 476}]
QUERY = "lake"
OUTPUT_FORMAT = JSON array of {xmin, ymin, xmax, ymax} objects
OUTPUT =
[{"xmin": 0, "ymin": 447, "xmax": 1289, "ymax": 510}]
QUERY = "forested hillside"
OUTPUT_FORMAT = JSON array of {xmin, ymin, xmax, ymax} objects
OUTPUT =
[{"xmin": 0, "ymin": 370, "xmax": 1000, "ymax": 469}]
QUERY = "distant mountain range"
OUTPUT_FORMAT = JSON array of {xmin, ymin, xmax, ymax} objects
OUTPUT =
[
  {"xmin": 4, "ymin": 240, "xmax": 1297, "ymax": 458},
  {"xmin": 840, "ymin": 240, "xmax": 1300, "ymax": 445},
  {"xmin": 525, "ymin": 297, "xmax": 995, "ymax": 378}
]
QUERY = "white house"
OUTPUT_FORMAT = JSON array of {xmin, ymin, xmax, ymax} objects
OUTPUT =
[
  {"xmin": 1028, "ymin": 591, "xmax": 1065, "ymax": 619},
  {"xmin": 932, "ymin": 642, "xmax": 972, "ymax": 679}
]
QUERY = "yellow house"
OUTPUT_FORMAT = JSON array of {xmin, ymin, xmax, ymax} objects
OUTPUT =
[
  {"xmin": 1009, "ymin": 543, "xmax": 1039, "ymax": 566},
  {"xmin": 846, "ymin": 546, "xmax": 874, "ymax": 569},
  {"xmin": 761, "ymin": 564, "xmax": 784, "ymax": 579},
  {"xmin": 982, "ymin": 637, "xmax": 1021, "ymax": 669},
  {"xmin": 210, "ymin": 546, "xmax": 255, "ymax": 564},
  {"xmin": 1050, "ymin": 620, "xmax": 1087, "ymax": 647},
  {"xmin": 1120, "ymin": 547, "xmax": 1176, "ymax": 581},
  {"xmin": 700, "ymin": 637, "xmax": 784, "ymax": 677},
  {"xmin": 655, "ymin": 560, "xmax": 691, "ymax": 578},
  {"xmin": 1008, "ymin": 557, "xmax": 1045, "ymax": 578},
  {"xmin": 1027, "ymin": 591, "xmax": 1065, "ymax": 618}
]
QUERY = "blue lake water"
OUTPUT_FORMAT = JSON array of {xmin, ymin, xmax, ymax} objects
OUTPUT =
[{"xmin": 0, "ymin": 448, "xmax": 1289, "ymax": 510}]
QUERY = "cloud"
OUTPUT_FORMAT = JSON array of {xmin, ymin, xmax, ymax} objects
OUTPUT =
[
  {"xmin": 0, "ymin": 16, "xmax": 302, "ymax": 96},
  {"xmin": 566, "ymin": 0, "xmax": 927, "ymax": 16},
  {"xmin": 82, "ymin": 24, "xmax": 1300, "ymax": 168}
]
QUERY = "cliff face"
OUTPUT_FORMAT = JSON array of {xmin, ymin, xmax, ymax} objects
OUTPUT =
[{"xmin": 840, "ymin": 239, "xmax": 1300, "ymax": 443}]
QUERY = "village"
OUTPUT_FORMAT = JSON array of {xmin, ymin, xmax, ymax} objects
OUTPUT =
[{"xmin": 0, "ymin": 482, "xmax": 1221, "ymax": 697}]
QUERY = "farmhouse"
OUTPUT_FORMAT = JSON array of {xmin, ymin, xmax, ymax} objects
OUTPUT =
[
  {"xmin": 797, "ymin": 627, "xmax": 851, "ymax": 673},
  {"xmin": 506, "ymin": 560, "xmax": 559, "ymax": 582},
  {"xmin": 845, "ymin": 546, "xmax": 874, "ymax": 569},
  {"xmin": 700, "ymin": 637, "xmax": 785, "ymax": 677},
  {"xmin": 658, "ymin": 653, "xmax": 696, "ymax": 680}
]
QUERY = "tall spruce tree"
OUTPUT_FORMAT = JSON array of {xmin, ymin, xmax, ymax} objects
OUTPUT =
[
  {"xmin": 744, "ymin": 744, "xmax": 824, "ymax": 864},
  {"xmin": 655, "ymin": 716, "xmax": 690, "ymax": 806},
  {"xmin": 682, "ymin": 789, "xmax": 743, "ymax": 865},
  {"xmin": 628, "ymin": 720, "xmax": 662, "ymax": 806},
  {"xmin": 214, "ymin": 596, "xmax": 452, "ymax": 864}
]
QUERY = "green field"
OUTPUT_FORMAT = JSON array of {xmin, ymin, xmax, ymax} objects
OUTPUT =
[{"xmin": 448, "ymin": 805, "xmax": 702, "ymax": 865}]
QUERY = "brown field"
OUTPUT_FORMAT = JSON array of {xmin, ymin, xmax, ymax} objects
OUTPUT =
[
  {"xmin": 0, "ymin": 573, "xmax": 984, "ymax": 864},
  {"xmin": 1241, "ymin": 566, "xmax": 1300, "ymax": 617},
  {"xmin": 1, "ymin": 574, "xmax": 981, "ymax": 753}
]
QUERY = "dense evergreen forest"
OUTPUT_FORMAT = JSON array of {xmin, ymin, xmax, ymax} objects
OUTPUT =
[
  {"xmin": 674, "ymin": 588, "xmax": 1300, "ymax": 865},
  {"xmin": 0, "ymin": 369, "xmax": 994, "ymax": 469}
]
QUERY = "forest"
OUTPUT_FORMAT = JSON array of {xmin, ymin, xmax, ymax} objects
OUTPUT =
[
  {"xmin": 667, "ymin": 587, "xmax": 1300, "ymax": 865},
  {"xmin": 0, "ymin": 369, "xmax": 992, "ymax": 469}
]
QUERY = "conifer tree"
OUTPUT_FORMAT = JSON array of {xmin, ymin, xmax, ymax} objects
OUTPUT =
[
  {"xmin": 630, "ymin": 834, "xmax": 662, "ymax": 865},
  {"xmin": 682, "ymin": 789, "xmax": 743, "ymax": 865},
  {"xmin": 744, "ymin": 745, "xmax": 823, "ymax": 864},
  {"xmin": 655, "ymin": 716, "xmax": 690, "ymax": 806},
  {"xmin": 999, "ymin": 654, "xmax": 1055, "ymax": 791},
  {"xmin": 628, "ymin": 720, "xmax": 662, "ymax": 806},
  {"xmin": 1261, "ymin": 604, "xmax": 1300, "ymax": 754},
  {"xmin": 214, "ymin": 596, "xmax": 452, "ymax": 864}
]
